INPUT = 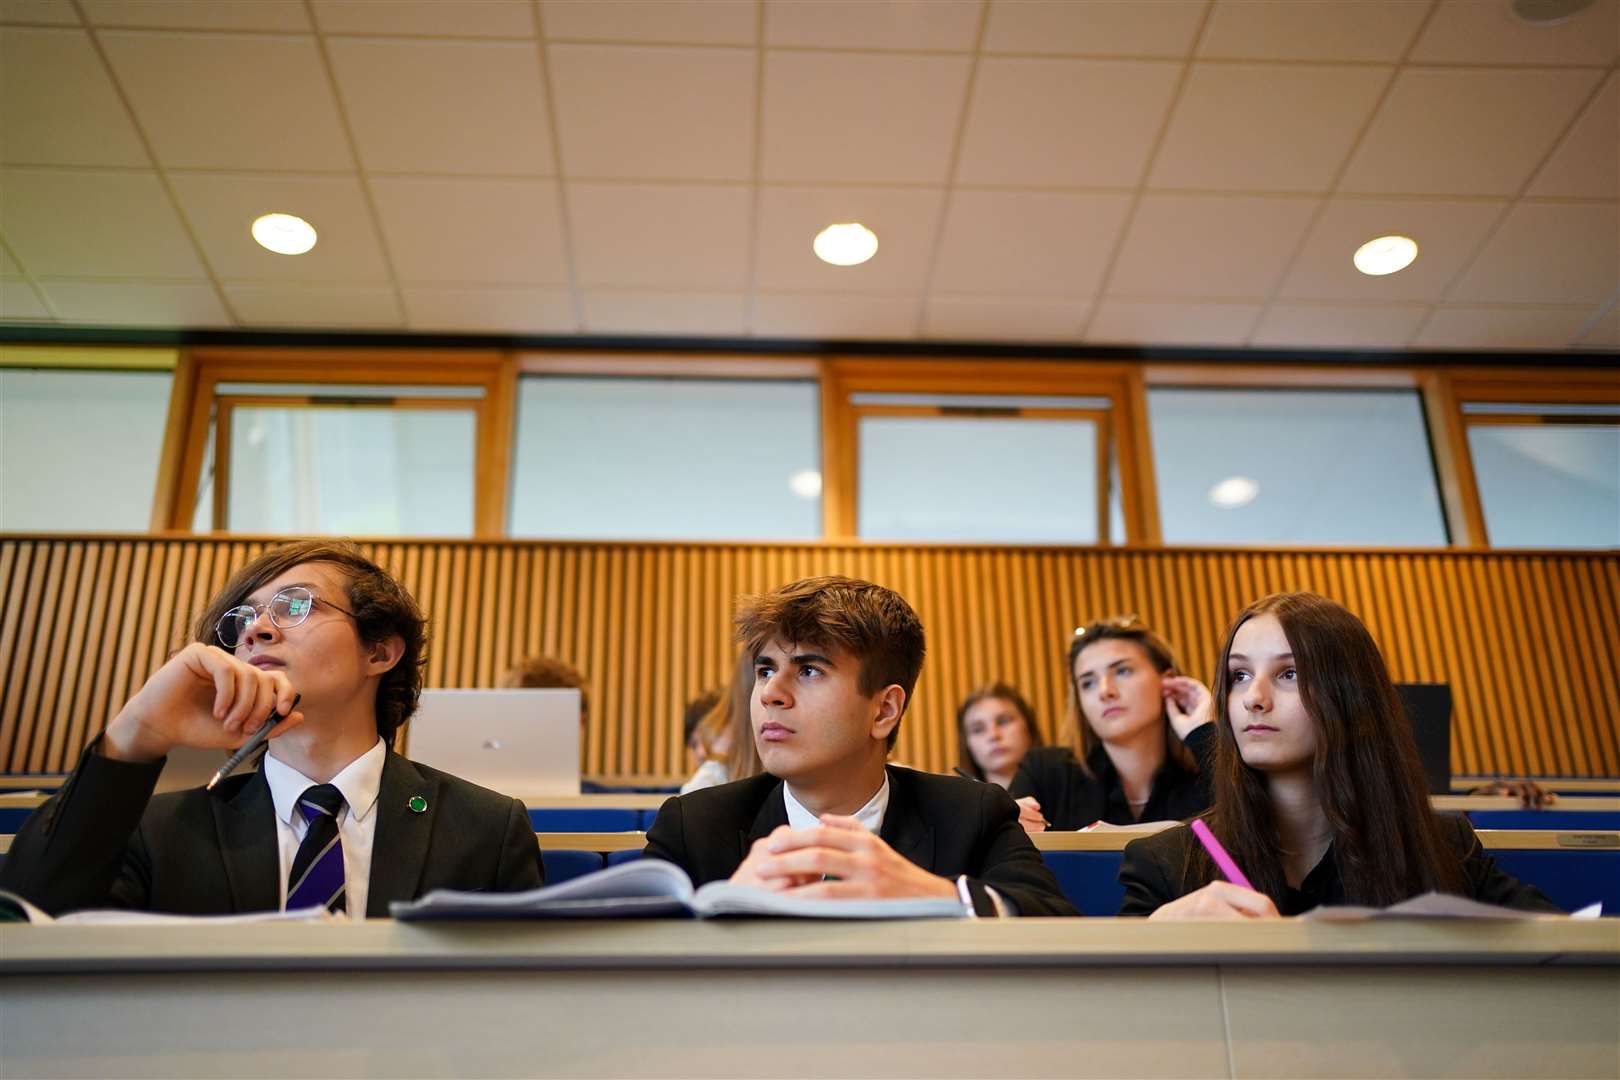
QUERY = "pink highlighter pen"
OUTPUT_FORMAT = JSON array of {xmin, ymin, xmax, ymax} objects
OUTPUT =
[{"xmin": 1190, "ymin": 818, "xmax": 1255, "ymax": 891}]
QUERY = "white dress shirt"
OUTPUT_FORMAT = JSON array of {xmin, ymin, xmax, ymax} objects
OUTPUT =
[{"xmin": 263, "ymin": 738, "xmax": 386, "ymax": 919}]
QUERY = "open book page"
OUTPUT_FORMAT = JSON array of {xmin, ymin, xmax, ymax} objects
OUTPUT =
[
  {"xmin": 690, "ymin": 882, "xmax": 964, "ymax": 919},
  {"xmin": 1078, "ymin": 820, "xmax": 1179, "ymax": 833},
  {"xmin": 392, "ymin": 859, "xmax": 697, "ymax": 920},
  {"xmin": 1302, "ymin": 891, "xmax": 1602, "ymax": 921},
  {"xmin": 1, "ymin": 890, "xmax": 336, "ymax": 925}
]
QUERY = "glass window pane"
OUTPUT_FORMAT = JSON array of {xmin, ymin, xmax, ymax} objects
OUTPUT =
[
  {"xmin": 1469, "ymin": 423, "xmax": 1619, "ymax": 548},
  {"xmin": 509, "ymin": 377, "xmax": 820, "ymax": 540},
  {"xmin": 859, "ymin": 416, "xmax": 1099, "ymax": 542},
  {"xmin": 1149, "ymin": 388, "xmax": 1448, "ymax": 545},
  {"xmin": 0, "ymin": 369, "xmax": 172, "ymax": 531},
  {"xmin": 227, "ymin": 406, "xmax": 475, "ymax": 536}
]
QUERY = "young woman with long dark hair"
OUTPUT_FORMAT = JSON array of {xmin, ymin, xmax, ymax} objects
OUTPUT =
[{"xmin": 1118, "ymin": 592, "xmax": 1559, "ymax": 917}]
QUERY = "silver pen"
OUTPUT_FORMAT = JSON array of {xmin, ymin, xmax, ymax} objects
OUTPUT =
[{"xmin": 206, "ymin": 693, "xmax": 300, "ymax": 791}]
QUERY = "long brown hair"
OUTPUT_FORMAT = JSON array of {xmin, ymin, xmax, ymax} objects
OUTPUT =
[
  {"xmin": 1196, "ymin": 592, "xmax": 1464, "ymax": 906},
  {"xmin": 1066, "ymin": 617, "xmax": 1192, "ymax": 775},
  {"xmin": 955, "ymin": 682, "xmax": 1045, "ymax": 780}
]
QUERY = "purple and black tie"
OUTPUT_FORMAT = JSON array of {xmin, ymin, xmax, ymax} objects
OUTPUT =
[{"xmin": 286, "ymin": 784, "xmax": 347, "ymax": 915}]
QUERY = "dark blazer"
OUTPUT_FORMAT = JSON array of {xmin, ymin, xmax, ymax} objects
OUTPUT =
[
  {"xmin": 642, "ymin": 765, "xmax": 1077, "ymax": 917},
  {"xmin": 1009, "ymin": 722, "xmax": 1217, "ymax": 830},
  {"xmin": 0, "ymin": 740, "xmax": 543, "ymax": 917},
  {"xmin": 1116, "ymin": 813, "xmax": 1562, "ymax": 916}
]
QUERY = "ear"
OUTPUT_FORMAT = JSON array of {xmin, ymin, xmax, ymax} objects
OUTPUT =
[
  {"xmin": 365, "ymin": 633, "xmax": 406, "ymax": 677},
  {"xmin": 869, "ymin": 684, "xmax": 906, "ymax": 743}
]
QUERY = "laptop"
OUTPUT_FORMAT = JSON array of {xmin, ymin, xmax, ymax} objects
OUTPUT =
[
  {"xmin": 1396, "ymin": 682, "xmax": 1453, "ymax": 795},
  {"xmin": 404, "ymin": 688, "xmax": 582, "ymax": 797}
]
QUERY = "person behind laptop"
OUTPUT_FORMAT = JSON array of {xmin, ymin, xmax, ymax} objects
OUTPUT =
[
  {"xmin": 498, "ymin": 653, "xmax": 608, "ymax": 791},
  {"xmin": 2, "ymin": 539, "xmax": 542, "ymax": 917},
  {"xmin": 643, "ymin": 576, "xmax": 1076, "ymax": 917}
]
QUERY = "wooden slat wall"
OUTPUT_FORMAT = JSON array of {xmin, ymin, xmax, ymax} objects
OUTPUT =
[{"xmin": 2, "ymin": 536, "xmax": 1616, "ymax": 778}]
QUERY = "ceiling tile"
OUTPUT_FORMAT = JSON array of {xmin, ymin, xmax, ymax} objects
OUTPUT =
[
  {"xmin": 956, "ymin": 58, "xmax": 1179, "ymax": 188},
  {"xmin": 982, "ymin": 0, "xmax": 1206, "ymax": 57},
  {"xmin": 313, "ymin": 0, "xmax": 532, "ymax": 37},
  {"xmin": 401, "ymin": 285, "xmax": 576, "ymax": 332},
  {"xmin": 1250, "ymin": 302, "xmax": 1428, "ymax": 348},
  {"xmin": 223, "ymin": 283, "xmax": 403, "ymax": 327},
  {"xmin": 762, "ymin": 51, "xmax": 970, "ymax": 183},
  {"xmin": 922, "ymin": 296, "xmax": 1090, "ymax": 341},
  {"xmin": 327, "ymin": 38, "xmax": 554, "ymax": 175},
  {"xmin": 1087, "ymin": 299, "xmax": 1262, "ymax": 345},
  {"xmin": 1575, "ymin": 304, "xmax": 1619, "ymax": 348},
  {"xmin": 1108, "ymin": 194, "xmax": 1316, "ymax": 298},
  {"xmin": 569, "ymin": 182, "xmax": 751, "ymax": 288},
  {"xmin": 1278, "ymin": 197, "xmax": 1505, "ymax": 302},
  {"xmin": 581, "ymin": 290, "xmax": 747, "ymax": 334},
  {"xmin": 1410, "ymin": 0, "xmax": 1619, "ymax": 65},
  {"xmin": 754, "ymin": 186, "xmax": 943, "ymax": 293},
  {"xmin": 1198, "ymin": 1, "xmax": 1428, "ymax": 62},
  {"xmin": 765, "ymin": 0, "xmax": 979, "ymax": 50},
  {"xmin": 1149, "ymin": 63, "xmax": 1388, "ymax": 192},
  {"xmin": 0, "ymin": 28, "xmax": 147, "ymax": 167},
  {"xmin": 166, "ymin": 172, "xmax": 390, "ymax": 282},
  {"xmin": 549, "ymin": 44, "xmax": 753, "ymax": 180},
  {"xmin": 100, "ymin": 31, "xmax": 351, "ymax": 171},
  {"xmin": 541, "ymin": 0, "xmax": 755, "ymax": 45},
  {"xmin": 1450, "ymin": 201, "xmax": 1619, "ymax": 306},
  {"xmin": 933, "ymin": 190, "xmax": 1132, "ymax": 295},
  {"xmin": 0, "ymin": 1, "xmax": 79, "ymax": 26},
  {"xmin": 1339, "ymin": 67, "xmax": 1601, "ymax": 196},
  {"xmin": 0, "ymin": 279, "xmax": 49, "ymax": 319},
  {"xmin": 1527, "ymin": 72, "xmax": 1618, "ymax": 199},
  {"xmin": 81, "ymin": 0, "xmax": 308, "ymax": 31},
  {"xmin": 370, "ymin": 176, "xmax": 568, "ymax": 284},
  {"xmin": 751, "ymin": 292, "xmax": 918, "ymax": 337},
  {"xmin": 39, "ymin": 279, "xmax": 231, "ymax": 326},
  {"xmin": 1413, "ymin": 304, "xmax": 1595, "ymax": 349},
  {"xmin": 0, "ymin": 168, "xmax": 204, "ymax": 277}
]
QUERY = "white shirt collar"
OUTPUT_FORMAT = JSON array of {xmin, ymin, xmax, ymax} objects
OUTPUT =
[
  {"xmin": 263, "ymin": 738, "xmax": 386, "ymax": 826},
  {"xmin": 783, "ymin": 771, "xmax": 890, "ymax": 835}
]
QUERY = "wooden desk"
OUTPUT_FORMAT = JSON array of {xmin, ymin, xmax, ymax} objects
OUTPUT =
[{"xmin": 1, "ymin": 919, "xmax": 1614, "ymax": 1079}]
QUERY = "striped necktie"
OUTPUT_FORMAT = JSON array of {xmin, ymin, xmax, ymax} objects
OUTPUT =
[{"xmin": 286, "ymin": 783, "xmax": 347, "ymax": 914}]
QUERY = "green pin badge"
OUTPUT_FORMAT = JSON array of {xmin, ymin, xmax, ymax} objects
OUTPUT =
[{"xmin": 408, "ymin": 795, "xmax": 428, "ymax": 814}]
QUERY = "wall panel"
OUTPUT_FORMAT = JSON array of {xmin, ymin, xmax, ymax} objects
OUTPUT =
[{"xmin": 0, "ymin": 535, "xmax": 1614, "ymax": 779}]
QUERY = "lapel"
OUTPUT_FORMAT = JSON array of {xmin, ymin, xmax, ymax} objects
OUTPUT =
[
  {"xmin": 878, "ymin": 767, "xmax": 935, "ymax": 873},
  {"xmin": 741, "ymin": 777, "xmax": 790, "ymax": 865},
  {"xmin": 367, "ymin": 751, "xmax": 442, "ymax": 918},
  {"xmin": 210, "ymin": 768, "xmax": 281, "ymax": 913}
]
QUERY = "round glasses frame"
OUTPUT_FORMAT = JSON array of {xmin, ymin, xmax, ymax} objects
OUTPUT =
[{"xmin": 215, "ymin": 585, "xmax": 357, "ymax": 649}]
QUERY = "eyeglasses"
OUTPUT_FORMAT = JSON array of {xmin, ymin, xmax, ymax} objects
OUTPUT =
[{"xmin": 215, "ymin": 586, "xmax": 356, "ymax": 649}]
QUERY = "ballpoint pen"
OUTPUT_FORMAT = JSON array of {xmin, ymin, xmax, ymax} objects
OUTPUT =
[{"xmin": 206, "ymin": 693, "xmax": 300, "ymax": 791}]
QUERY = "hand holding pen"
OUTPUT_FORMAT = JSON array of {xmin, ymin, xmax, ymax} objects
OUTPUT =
[
  {"xmin": 1147, "ymin": 818, "xmax": 1280, "ymax": 920},
  {"xmin": 100, "ymin": 643, "xmax": 305, "ymax": 767}
]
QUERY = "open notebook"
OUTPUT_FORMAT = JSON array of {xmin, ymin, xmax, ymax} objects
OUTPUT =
[{"xmin": 391, "ymin": 859, "xmax": 966, "ymax": 921}]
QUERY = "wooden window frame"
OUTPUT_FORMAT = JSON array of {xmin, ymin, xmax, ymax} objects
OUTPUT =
[{"xmin": 156, "ymin": 348, "xmax": 517, "ymax": 538}]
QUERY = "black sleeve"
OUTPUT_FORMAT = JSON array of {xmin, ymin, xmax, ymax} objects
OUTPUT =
[
  {"xmin": 1448, "ymin": 817, "xmax": 1564, "ymax": 913},
  {"xmin": 496, "ymin": 797, "xmax": 544, "ymax": 889},
  {"xmin": 642, "ymin": 795, "xmax": 688, "ymax": 870},
  {"xmin": 1007, "ymin": 758, "xmax": 1039, "ymax": 800},
  {"xmin": 969, "ymin": 784, "xmax": 1079, "ymax": 917},
  {"xmin": 0, "ymin": 739, "xmax": 163, "ymax": 915},
  {"xmin": 1116, "ymin": 829, "xmax": 1189, "ymax": 917}
]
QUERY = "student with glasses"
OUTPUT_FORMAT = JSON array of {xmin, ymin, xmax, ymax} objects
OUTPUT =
[
  {"xmin": 1009, "ymin": 616, "xmax": 1217, "ymax": 831},
  {"xmin": 2, "ymin": 539, "xmax": 543, "ymax": 917}
]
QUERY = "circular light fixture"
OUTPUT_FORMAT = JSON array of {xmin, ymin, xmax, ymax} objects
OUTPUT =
[
  {"xmin": 1353, "ymin": 234, "xmax": 1418, "ymax": 277},
  {"xmin": 1512, "ymin": 0, "xmax": 1597, "ymax": 24},
  {"xmin": 251, "ymin": 212, "xmax": 318, "ymax": 255},
  {"xmin": 812, "ymin": 222, "xmax": 878, "ymax": 267},
  {"xmin": 788, "ymin": 469, "xmax": 823, "ymax": 500},
  {"xmin": 1208, "ymin": 476, "xmax": 1259, "ymax": 509}
]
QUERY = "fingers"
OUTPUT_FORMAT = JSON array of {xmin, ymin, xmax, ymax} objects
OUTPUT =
[
  {"xmin": 765, "ymin": 820, "xmax": 873, "ymax": 855},
  {"xmin": 754, "ymin": 846, "xmax": 859, "ymax": 881},
  {"xmin": 1205, "ymin": 881, "xmax": 1280, "ymax": 917}
]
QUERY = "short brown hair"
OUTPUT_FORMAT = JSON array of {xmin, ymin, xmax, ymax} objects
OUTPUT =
[
  {"xmin": 193, "ymin": 539, "xmax": 427, "ymax": 747},
  {"xmin": 499, "ymin": 655, "xmax": 589, "ymax": 718},
  {"xmin": 734, "ymin": 576, "xmax": 925, "ymax": 750}
]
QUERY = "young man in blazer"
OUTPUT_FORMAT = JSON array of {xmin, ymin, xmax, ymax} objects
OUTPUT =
[
  {"xmin": 2, "ymin": 540, "xmax": 541, "ymax": 917},
  {"xmin": 644, "ymin": 576, "xmax": 1075, "ymax": 917}
]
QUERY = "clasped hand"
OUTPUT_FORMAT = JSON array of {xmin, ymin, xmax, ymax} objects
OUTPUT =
[{"xmin": 729, "ymin": 815, "xmax": 958, "ymax": 901}]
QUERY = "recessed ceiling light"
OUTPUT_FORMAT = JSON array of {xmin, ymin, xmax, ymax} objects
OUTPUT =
[
  {"xmin": 1352, "ymin": 234, "xmax": 1418, "ymax": 277},
  {"xmin": 251, "ymin": 212, "xmax": 317, "ymax": 255},
  {"xmin": 813, "ymin": 222, "xmax": 878, "ymax": 267},
  {"xmin": 1512, "ymin": 0, "xmax": 1597, "ymax": 25},
  {"xmin": 788, "ymin": 469, "xmax": 823, "ymax": 500},
  {"xmin": 1208, "ymin": 476, "xmax": 1259, "ymax": 509}
]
